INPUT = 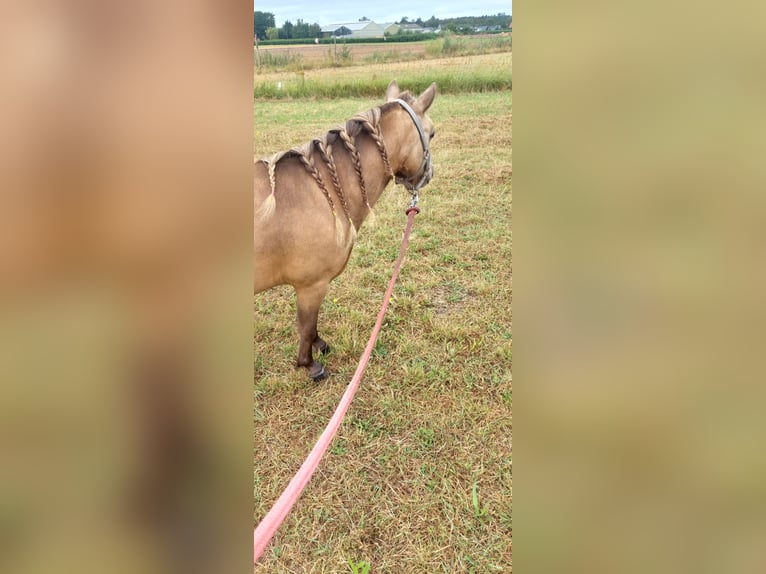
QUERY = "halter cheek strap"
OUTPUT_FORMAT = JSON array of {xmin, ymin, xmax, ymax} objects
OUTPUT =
[
  {"xmin": 391, "ymin": 98, "xmax": 432, "ymax": 194},
  {"xmin": 392, "ymin": 98, "xmax": 430, "ymax": 153}
]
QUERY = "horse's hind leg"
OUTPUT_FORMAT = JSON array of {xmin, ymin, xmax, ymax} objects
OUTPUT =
[{"xmin": 295, "ymin": 281, "xmax": 330, "ymax": 381}]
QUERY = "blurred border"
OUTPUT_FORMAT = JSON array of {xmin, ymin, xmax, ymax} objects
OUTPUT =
[
  {"xmin": 0, "ymin": 2, "xmax": 253, "ymax": 573},
  {"xmin": 517, "ymin": 1, "xmax": 766, "ymax": 573}
]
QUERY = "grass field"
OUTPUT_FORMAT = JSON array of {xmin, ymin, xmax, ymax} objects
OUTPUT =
[
  {"xmin": 255, "ymin": 52, "xmax": 511, "ymax": 99},
  {"xmin": 255, "ymin": 51, "xmax": 511, "ymax": 573}
]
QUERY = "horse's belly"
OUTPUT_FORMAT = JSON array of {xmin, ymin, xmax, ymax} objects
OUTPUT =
[{"xmin": 254, "ymin": 224, "xmax": 351, "ymax": 293}]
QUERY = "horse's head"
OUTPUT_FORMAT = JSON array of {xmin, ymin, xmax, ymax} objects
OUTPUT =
[{"xmin": 384, "ymin": 80, "xmax": 437, "ymax": 193}]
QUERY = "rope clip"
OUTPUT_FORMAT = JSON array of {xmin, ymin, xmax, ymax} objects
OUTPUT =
[{"xmin": 406, "ymin": 192, "xmax": 420, "ymax": 215}]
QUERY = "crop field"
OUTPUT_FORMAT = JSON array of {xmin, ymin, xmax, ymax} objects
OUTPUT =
[
  {"xmin": 257, "ymin": 41, "xmax": 429, "ymax": 65},
  {"xmin": 255, "ymin": 47, "xmax": 511, "ymax": 573},
  {"xmin": 255, "ymin": 34, "xmax": 511, "ymax": 72}
]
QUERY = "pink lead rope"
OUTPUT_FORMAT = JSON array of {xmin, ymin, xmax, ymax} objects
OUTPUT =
[{"xmin": 254, "ymin": 205, "xmax": 421, "ymax": 564}]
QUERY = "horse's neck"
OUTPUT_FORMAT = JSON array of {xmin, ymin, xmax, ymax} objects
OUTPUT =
[
  {"xmin": 340, "ymin": 126, "xmax": 390, "ymax": 229},
  {"xmin": 343, "ymin": 107, "xmax": 412, "ymax": 230}
]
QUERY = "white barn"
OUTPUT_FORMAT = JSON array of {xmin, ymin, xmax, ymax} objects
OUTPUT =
[{"xmin": 321, "ymin": 21, "xmax": 385, "ymax": 39}]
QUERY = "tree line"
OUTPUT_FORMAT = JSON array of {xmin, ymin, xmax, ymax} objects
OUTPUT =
[
  {"xmin": 254, "ymin": 12, "xmax": 321, "ymax": 41},
  {"xmin": 254, "ymin": 11, "xmax": 511, "ymax": 41},
  {"xmin": 439, "ymin": 13, "xmax": 511, "ymax": 32}
]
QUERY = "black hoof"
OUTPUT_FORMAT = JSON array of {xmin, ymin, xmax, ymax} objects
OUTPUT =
[
  {"xmin": 310, "ymin": 365, "xmax": 328, "ymax": 382},
  {"xmin": 313, "ymin": 341, "xmax": 331, "ymax": 356}
]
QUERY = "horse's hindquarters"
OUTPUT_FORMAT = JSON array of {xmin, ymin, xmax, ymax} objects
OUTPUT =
[{"xmin": 255, "ymin": 210, "xmax": 352, "ymax": 295}]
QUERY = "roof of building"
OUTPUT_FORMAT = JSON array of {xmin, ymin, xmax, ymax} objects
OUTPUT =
[{"xmin": 320, "ymin": 22, "xmax": 381, "ymax": 33}]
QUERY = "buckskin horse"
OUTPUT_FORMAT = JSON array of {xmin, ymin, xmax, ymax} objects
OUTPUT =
[{"xmin": 254, "ymin": 80, "xmax": 437, "ymax": 380}]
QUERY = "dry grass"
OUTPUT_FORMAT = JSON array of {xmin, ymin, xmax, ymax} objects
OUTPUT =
[
  {"xmin": 255, "ymin": 86, "xmax": 511, "ymax": 572},
  {"xmin": 255, "ymin": 35, "xmax": 511, "ymax": 72},
  {"xmin": 256, "ymin": 42, "xmax": 428, "ymax": 66}
]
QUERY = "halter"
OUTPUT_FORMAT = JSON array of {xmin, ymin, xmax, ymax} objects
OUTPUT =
[{"xmin": 391, "ymin": 98, "xmax": 433, "ymax": 203}]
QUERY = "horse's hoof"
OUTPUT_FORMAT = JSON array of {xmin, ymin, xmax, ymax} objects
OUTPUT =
[
  {"xmin": 313, "ymin": 341, "xmax": 331, "ymax": 356},
  {"xmin": 310, "ymin": 365, "xmax": 328, "ymax": 382}
]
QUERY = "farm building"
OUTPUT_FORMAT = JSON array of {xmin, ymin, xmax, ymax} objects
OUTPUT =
[
  {"xmin": 320, "ymin": 21, "xmax": 385, "ymax": 39},
  {"xmin": 397, "ymin": 23, "xmax": 427, "ymax": 34},
  {"xmin": 381, "ymin": 22, "xmax": 400, "ymax": 35}
]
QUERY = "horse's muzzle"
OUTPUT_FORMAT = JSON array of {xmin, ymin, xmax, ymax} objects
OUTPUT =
[{"xmin": 397, "ymin": 151, "xmax": 433, "ymax": 192}]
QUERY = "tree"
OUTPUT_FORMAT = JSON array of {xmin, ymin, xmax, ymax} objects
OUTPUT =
[
  {"xmin": 359, "ymin": 16, "xmax": 370, "ymax": 21},
  {"xmin": 266, "ymin": 27, "xmax": 278, "ymax": 40},
  {"xmin": 399, "ymin": 17, "xmax": 409, "ymax": 24},
  {"xmin": 253, "ymin": 11, "xmax": 275, "ymax": 40},
  {"xmin": 294, "ymin": 19, "xmax": 310, "ymax": 38},
  {"xmin": 279, "ymin": 20, "xmax": 294, "ymax": 40}
]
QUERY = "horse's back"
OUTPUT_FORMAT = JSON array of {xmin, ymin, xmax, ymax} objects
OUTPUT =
[{"xmin": 254, "ymin": 159, "xmax": 350, "ymax": 293}]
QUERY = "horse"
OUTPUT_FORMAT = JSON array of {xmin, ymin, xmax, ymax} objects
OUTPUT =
[{"xmin": 254, "ymin": 80, "xmax": 437, "ymax": 380}]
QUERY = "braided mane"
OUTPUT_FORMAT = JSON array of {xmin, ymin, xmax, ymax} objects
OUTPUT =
[{"xmin": 257, "ymin": 104, "xmax": 396, "ymax": 244}]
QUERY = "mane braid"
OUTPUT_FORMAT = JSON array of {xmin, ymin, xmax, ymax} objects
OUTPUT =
[
  {"xmin": 264, "ymin": 156, "xmax": 277, "ymax": 195},
  {"xmin": 292, "ymin": 146, "xmax": 345, "ymax": 244},
  {"xmin": 337, "ymin": 126, "xmax": 372, "ymax": 214},
  {"xmin": 352, "ymin": 108, "xmax": 393, "ymax": 178},
  {"xmin": 256, "ymin": 155, "xmax": 278, "ymax": 220},
  {"xmin": 313, "ymin": 138, "xmax": 351, "ymax": 222}
]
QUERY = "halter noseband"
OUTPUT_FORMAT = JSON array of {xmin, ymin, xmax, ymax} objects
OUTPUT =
[{"xmin": 391, "ymin": 98, "xmax": 433, "ymax": 196}]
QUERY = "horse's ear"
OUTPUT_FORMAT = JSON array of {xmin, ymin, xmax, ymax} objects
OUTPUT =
[
  {"xmin": 413, "ymin": 82, "xmax": 437, "ymax": 114},
  {"xmin": 385, "ymin": 80, "xmax": 400, "ymax": 101}
]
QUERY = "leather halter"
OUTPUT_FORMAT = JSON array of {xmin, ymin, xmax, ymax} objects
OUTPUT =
[{"xmin": 391, "ymin": 98, "xmax": 433, "ymax": 193}]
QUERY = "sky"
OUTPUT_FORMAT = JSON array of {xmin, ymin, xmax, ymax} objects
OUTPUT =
[{"xmin": 254, "ymin": 1, "xmax": 511, "ymax": 28}]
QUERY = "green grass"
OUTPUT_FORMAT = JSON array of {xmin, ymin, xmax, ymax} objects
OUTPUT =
[
  {"xmin": 426, "ymin": 32, "xmax": 512, "ymax": 57},
  {"xmin": 255, "ymin": 50, "xmax": 303, "ymax": 69},
  {"xmin": 255, "ymin": 84, "xmax": 511, "ymax": 571},
  {"xmin": 362, "ymin": 49, "xmax": 422, "ymax": 65},
  {"xmin": 254, "ymin": 52, "xmax": 511, "ymax": 99},
  {"xmin": 347, "ymin": 559, "xmax": 371, "ymax": 574}
]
